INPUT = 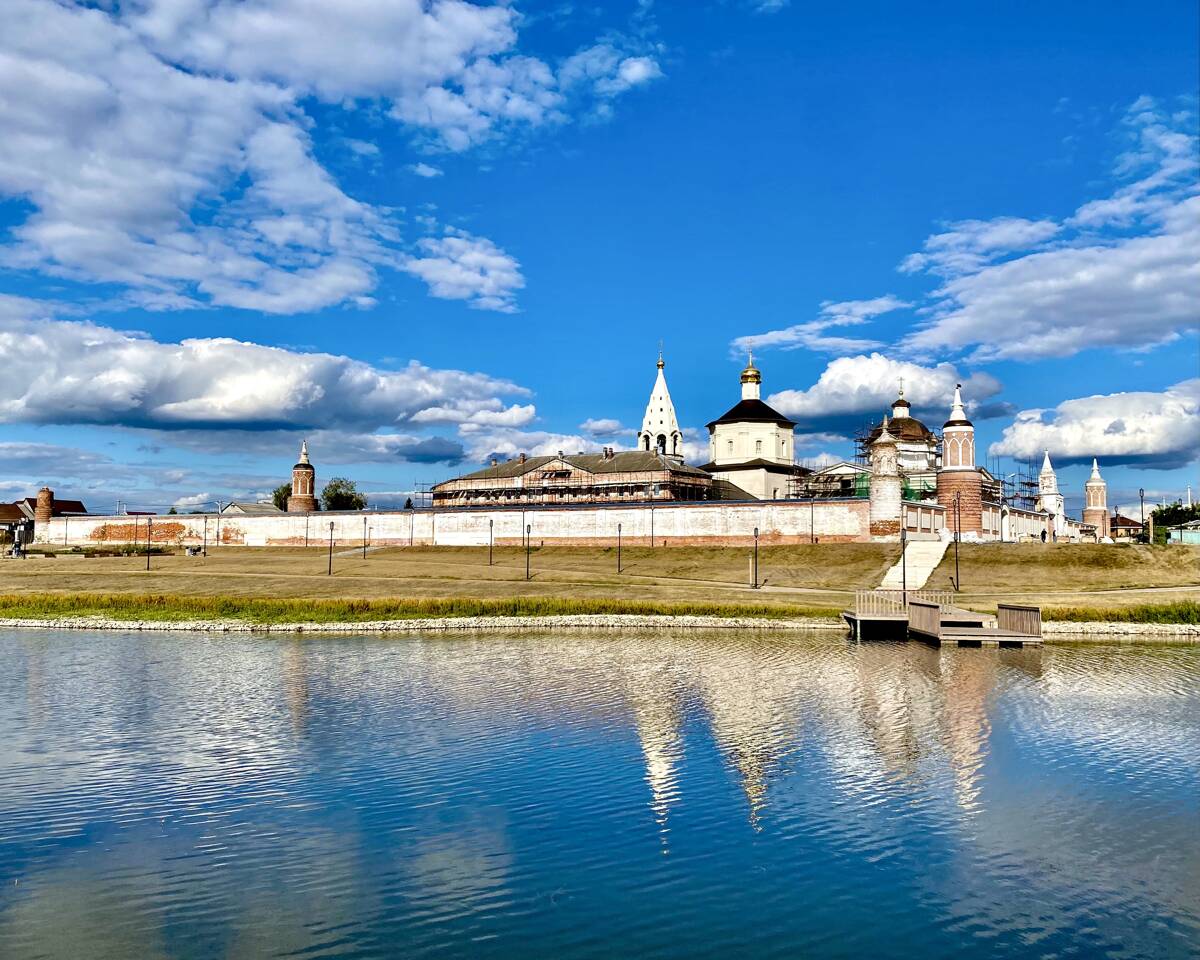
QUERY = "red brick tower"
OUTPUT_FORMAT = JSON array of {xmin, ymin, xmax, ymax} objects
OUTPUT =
[
  {"xmin": 34, "ymin": 486, "xmax": 54, "ymax": 542},
  {"xmin": 286, "ymin": 441, "xmax": 318, "ymax": 513},
  {"xmin": 935, "ymin": 385, "xmax": 983, "ymax": 537}
]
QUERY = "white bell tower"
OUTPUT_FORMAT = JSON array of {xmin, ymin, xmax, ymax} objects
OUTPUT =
[{"xmin": 638, "ymin": 350, "xmax": 684, "ymax": 460}]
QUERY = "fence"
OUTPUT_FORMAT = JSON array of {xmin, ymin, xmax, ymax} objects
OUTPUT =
[
  {"xmin": 997, "ymin": 604, "xmax": 1042, "ymax": 637},
  {"xmin": 907, "ymin": 600, "xmax": 942, "ymax": 638},
  {"xmin": 853, "ymin": 589, "xmax": 954, "ymax": 617}
]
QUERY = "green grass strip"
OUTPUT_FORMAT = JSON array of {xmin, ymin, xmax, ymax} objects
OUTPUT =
[
  {"xmin": 1042, "ymin": 600, "xmax": 1199, "ymax": 625},
  {"xmin": 0, "ymin": 593, "xmax": 843, "ymax": 624}
]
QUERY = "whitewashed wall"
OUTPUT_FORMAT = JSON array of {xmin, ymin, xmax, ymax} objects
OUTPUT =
[{"xmin": 38, "ymin": 498, "xmax": 873, "ymax": 548}]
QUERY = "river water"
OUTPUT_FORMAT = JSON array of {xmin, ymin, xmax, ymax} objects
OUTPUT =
[{"xmin": 0, "ymin": 629, "xmax": 1197, "ymax": 959}]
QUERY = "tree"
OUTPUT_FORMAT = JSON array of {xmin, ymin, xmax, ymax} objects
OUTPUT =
[
  {"xmin": 167, "ymin": 506, "xmax": 178, "ymax": 515},
  {"xmin": 404, "ymin": 497, "xmax": 414, "ymax": 510},
  {"xmin": 272, "ymin": 482, "xmax": 292, "ymax": 511},
  {"xmin": 1150, "ymin": 502, "xmax": 1200, "ymax": 545},
  {"xmin": 321, "ymin": 477, "xmax": 367, "ymax": 512}
]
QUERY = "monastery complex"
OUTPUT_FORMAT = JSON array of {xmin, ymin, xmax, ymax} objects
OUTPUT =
[{"xmin": 21, "ymin": 354, "xmax": 1122, "ymax": 550}]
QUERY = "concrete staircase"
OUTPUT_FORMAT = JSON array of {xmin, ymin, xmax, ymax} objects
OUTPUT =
[{"xmin": 878, "ymin": 539, "xmax": 949, "ymax": 591}]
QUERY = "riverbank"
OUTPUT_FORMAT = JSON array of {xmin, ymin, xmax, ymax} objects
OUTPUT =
[{"xmin": 1, "ymin": 613, "xmax": 1196, "ymax": 640}]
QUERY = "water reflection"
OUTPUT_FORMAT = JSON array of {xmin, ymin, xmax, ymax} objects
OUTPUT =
[{"xmin": 0, "ymin": 629, "xmax": 1197, "ymax": 959}]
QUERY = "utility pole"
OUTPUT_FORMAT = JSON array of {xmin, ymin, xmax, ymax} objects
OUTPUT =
[
  {"xmin": 900, "ymin": 527, "xmax": 907, "ymax": 599},
  {"xmin": 1139, "ymin": 487, "xmax": 1146, "ymax": 544},
  {"xmin": 810, "ymin": 498, "xmax": 815, "ymax": 544},
  {"xmin": 304, "ymin": 512, "xmax": 310, "ymax": 548}
]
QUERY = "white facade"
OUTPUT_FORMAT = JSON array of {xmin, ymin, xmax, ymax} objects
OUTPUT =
[
  {"xmin": 637, "ymin": 356, "xmax": 684, "ymax": 460},
  {"xmin": 868, "ymin": 417, "xmax": 902, "ymax": 537},
  {"xmin": 705, "ymin": 358, "xmax": 797, "ymax": 499},
  {"xmin": 1037, "ymin": 451, "xmax": 1067, "ymax": 538}
]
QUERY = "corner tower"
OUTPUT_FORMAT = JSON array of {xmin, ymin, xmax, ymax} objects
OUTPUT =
[
  {"xmin": 869, "ymin": 416, "xmax": 902, "ymax": 539},
  {"xmin": 1083, "ymin": 459, "xmax": 1110, "ymax": 539},
  {"xmin": 638, "ymin": 353, "xmax": 683, "ymax": 460},
  {"xmin": 1038, "ymin": 451, "xmax": 1066, "ymax": 538},
  {"xmin": 935, "ymin": 384, "xmax": 983, "ymax": 537},
  {"xmin": 287, "ymin": 440, "xmax": 318, "ymax": 513}
]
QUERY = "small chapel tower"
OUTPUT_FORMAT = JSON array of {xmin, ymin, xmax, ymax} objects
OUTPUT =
[
  {"xmin": 869, "ymin": 416, "xmax": 903, "ymax": 539},
  {"xmin": 638, "ymin": 351, "xmax": 684, "ymax": 460},
  {"xmin": 1083, "ymin": 459, "xmax": 1110, "ymax": 540},
  {"xmin": 935, "ymin": 384, "xmax": 983, "ymax": 537},
  {"xmin": 287, "ymin": 440, "xmax": 318, "ymax": 513},
  {"xmin": 1038, "ymin": 451, "xmax": 1066, "ymax": 539}
]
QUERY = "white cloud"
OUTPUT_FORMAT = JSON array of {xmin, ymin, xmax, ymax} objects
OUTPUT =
[
  {"xmin": 0, "ymin": 308, "xmax": 530, "ymax": 434},
  {"xmin": 409, "ymin": 163, "xmax": 444, "ymax": 178},
  {"xmin": 898, "ymin": 217, "xmax": 1061, "ymax": 277},
  {"xmin": 580, "ymin": 417, "xmax": 626, "ymax": 438},
  {"xmin": 903, "ymin": 98, "xmax": 1200, "ymax": 360},
  {"xmin": 560, "ymin": 44, "xmax": 664, "ymax": 100},
  {"xmin": 988, "ymin": 379, "xmax": 1200, "ymax": 470},
  {"xmin": 766, "ymin": 353, "xmax": 1004, "ymax": 431},
  {"xmin": 0, "ymin": 1, "xmax": 664, "ymax": 316},
  {"xmin": 403, "ymin": 231, "xmax": 525, "ymax": 311},
  {"xmin": 732, "ymin": 295, "xmax": 908, "ymax": 356},
  {"xmin": 456, "ymin": 426, "xmax": 603, "ymax": 463}
]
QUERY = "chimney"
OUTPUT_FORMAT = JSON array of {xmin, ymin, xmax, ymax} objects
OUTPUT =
[
  {"xmin": 490, "ymin": 457, "xmax": 498, "ymax": 467},
  {"xmin": 519, "ymin": 452, "xmax": 526, "ymax": 464},
  {"xmin": 557, "ymin": 450, "xmax": 563, "ymax": 458}
]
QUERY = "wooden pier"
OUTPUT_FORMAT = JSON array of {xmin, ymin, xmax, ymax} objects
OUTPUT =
[{"xmin": 843, "ymin": 591, "xmax": 1042, "ymax": 648}]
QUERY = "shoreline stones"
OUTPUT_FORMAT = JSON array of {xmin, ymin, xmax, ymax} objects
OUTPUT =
[{"xmin": 0, "ymin": 614, "xmax": 1194, "ymax": 641}]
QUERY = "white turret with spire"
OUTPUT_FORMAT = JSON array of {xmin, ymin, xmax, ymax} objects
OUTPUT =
[
  {"xmin": 638, "ymin": 349, "xmax": 684, "ymax": 460},
  {"xmin": 1037, "ymin": 450, "xmax": 1066, "ymax": 538}
]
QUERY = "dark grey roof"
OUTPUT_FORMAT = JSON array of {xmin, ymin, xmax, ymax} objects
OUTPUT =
[
  {"xmin": 709, "ymin": 479, "xmax": 757, "ymax": 501},
  {"xmin": 699, "ymin": 458, "xmax": 811, "ymax": 474},
  {"xmin": 445, "ymin": 450, "xmax": 709, "ymax": 484},
  {"xmin": 706, "ymin": 398, "xmax": 796, "ymax": 430}
]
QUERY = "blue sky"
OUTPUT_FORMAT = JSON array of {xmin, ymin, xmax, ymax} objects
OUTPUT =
[{"xmin": 0, "ymin": 0, "xmax": 1196, "ymax": 515}]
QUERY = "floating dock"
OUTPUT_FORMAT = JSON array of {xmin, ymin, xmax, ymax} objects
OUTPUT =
[{"xmin": 843, "ymin": 590, "xmax": 1043, "ymax": 648}]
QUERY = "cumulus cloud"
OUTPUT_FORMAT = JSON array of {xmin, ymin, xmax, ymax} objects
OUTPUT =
[
  {"xmin": 560, "ymin": 44, "xmax": 664, "ymax": 101},
  {"xmin": 766, "ymin": 353, "xmax": 1004, "ymax": 433},
  {"xmin": 988, "ymin": 379, "xmax": 1200, "ymax": 470},
  {"xmin": 732, "ymin": 295, "xmax": 908, "ymax": 356},
  {"xmin": 903, "ymin": 97, "xmax": 1200, "ymax": 360},
  {"xmin": 409, "ymin": 163, "xmax": 444, "ymax": 178},
  {"xmin": 402, "ymin": 231, "xmax": 525, "ymax": 311},
  {"xmin": 0, "ymin": 0, "xmax": 663, "ymax": 315},
  {"xmin": 0, "ymin": 309, "xmax": 530, "ymax": 434},
  {"xmin": 580, "ymin": 417, "xmax": 626, "ymax": 438}
]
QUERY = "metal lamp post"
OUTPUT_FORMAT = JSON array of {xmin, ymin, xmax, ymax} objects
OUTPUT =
[
  {"xmin": 145, "ymin": 517, "xmax": 152, "ymax": 571},
  {"xmin": 327, "ymin": 521, "xmax": 335, "ymax": 576},
  {"xmin": 1139, "ymin": 487, "xmax": 1146, "ymax": 543},
  {"xmin": 304, "ymin": 512, "xmax": 310, "ymax": 548},
  {"xmin": 488, "ymin": 518, "xmax": 494, "ymax": 566},
  {"xmin": 810, "ymin": 498, "xmax": 815, "ymax": 544},
  {"xmin": 617, "ymin": 522, "xmax": 622, "ymax": 573},
  {"xmin": 525, "ymin": 524, "xmax": 532, "ymax": 581},
  {"xmin": 202, "ymin": 516, "xmax": 208, "ymax": 557},
  {"xmin": 900, "ymin": 526, "xmax": 907, "ymax": 598},
  {"xmin": 752, "ymin": 526, "xmax": 760, "ymax": 589},
  {"xmin": 362, "ymin": 515, "xmax": 368, "ymax": 560},
  {"xmin": 952, "ymin": 492, "xmax": 961, "ymax": 591}
]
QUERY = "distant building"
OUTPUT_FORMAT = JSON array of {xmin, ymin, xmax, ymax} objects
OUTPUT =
[
  {"xmin": 1110, "ymin": 512, "xmax": 1143, "ymax": 541},
  {"xmin": 221, "ymin": 501, "xmax": 284, "ymax": 516},
  {"xmin": 702, "ymin": 356, "xmax": 808, "ymax": 500},
  {"xmin": 431, "ymin": 449, "xmax": 716, "ymax": 507},
  {"xmin": 1082, "ymin": 459, "xmax": 1111, "ymax": 539}
]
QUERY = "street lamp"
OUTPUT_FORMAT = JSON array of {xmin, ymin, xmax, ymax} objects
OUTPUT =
[
  {"xmin": 488, "ymin": 518, "xmax": 494, "ymax": 566},
  {"xmin": 952, "ymin": 492, "xmax": 961, "ymax": 592},
  {"xmin": 752, "ymin": 526, "xmax": 760, "ymax": 589},
  {"xmin": 525, "ymin": 524, "xmax": 532, "ymax": 581},
  {"xmin": 202, "ymin": 516, "xmax": 208, "ymax": 557},
  {"xmin": 362, "ymin": 514, "xmax": 368, "ymax": 560},
  {"xmin": 145, "ymin": 517, "xmax": 153, "ymax": 571},
  {"xmin": 810, "ymin": 497, "xmax": 815, "ymax": 544},
  {"xmin": 1139, "ymin": 487, "xmax": 1146, "ymax": 543},
  {"xmin": 900, "ymin": 527, "xmax": 907, "ymax": 598},
  {"xmin": 304, "ymin": 511, "xmax": 310, "ymax": 548},
  {"xmin": 617, "ymin": 522, "xmax": 622, "ymax": 573},
  {"xmin": 327, "ymin": 521, "xmax": 335, "ymax": 576}
]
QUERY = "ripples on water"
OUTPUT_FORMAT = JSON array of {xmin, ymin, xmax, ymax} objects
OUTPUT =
[{"xmin": 0, "ymin": 629, "xmax": 1197, "ymax": 959}]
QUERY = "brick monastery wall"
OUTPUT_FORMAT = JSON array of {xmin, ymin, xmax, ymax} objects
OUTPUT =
[{"xmin": 38, "ymin": 498, "xmax": 875, "ymax": 548}]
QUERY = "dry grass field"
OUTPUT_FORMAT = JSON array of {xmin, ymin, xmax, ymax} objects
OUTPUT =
[{"xmin": 1, "ymin": 542, "xmax": 1196, "ymax": 619}]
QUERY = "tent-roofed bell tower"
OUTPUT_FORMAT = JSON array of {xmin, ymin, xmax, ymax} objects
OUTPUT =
[{"xmin": 638, "ymin": 350, "xmax": 684, "ymax": 461}]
